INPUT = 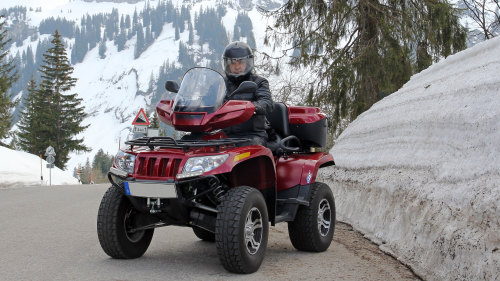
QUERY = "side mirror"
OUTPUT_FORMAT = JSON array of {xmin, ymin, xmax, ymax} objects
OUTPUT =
[{"xmin": 165, "ymin": 81, "xmax": 179, "ymax": 93}]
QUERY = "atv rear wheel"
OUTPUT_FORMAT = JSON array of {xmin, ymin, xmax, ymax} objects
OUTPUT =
[
  {"xmin": 192, "ymin": 226, "xmax": 215, "ymax": 242},
  {"xmin": 97, "ymin": 185, "xmax": 154, "ymax": 259},
  {"xmin": 288, "ymin": 182, "xmax": 335, "ymax": 252},
  {"xmin": 216, "ymin": 186, "xmax": 269, "ymax": 273}
]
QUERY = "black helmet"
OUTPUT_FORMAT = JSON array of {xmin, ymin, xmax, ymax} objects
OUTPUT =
[{"xmin": 222, "ymin": 41, "xmax": 254, "ymax": 81}]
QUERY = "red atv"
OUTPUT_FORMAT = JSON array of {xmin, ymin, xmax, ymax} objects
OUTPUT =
[{"xmin": 98, "ymin": 67, "xmax": 336, "ymax": 273}]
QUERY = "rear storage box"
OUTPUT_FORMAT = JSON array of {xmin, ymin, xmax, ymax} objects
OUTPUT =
[{"xmin": 287, "ymin": 106, "xmax": 328, "ymax": 148}]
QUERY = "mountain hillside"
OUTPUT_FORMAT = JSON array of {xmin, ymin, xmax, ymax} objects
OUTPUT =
[{"xmin": 2, "ymin": 0, "xmax": 283, "ymax": 171}]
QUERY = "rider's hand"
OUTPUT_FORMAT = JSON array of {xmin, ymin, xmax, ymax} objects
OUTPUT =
[{"xmin": 253, "ymin": 104, "xmax": 265, "ymax": 115}]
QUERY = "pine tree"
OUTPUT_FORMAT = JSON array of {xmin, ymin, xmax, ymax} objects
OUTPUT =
[
  {"xmin": 188, "ymin": 21, "xmax": 194, "ymax": 45},
  {"xmin": 175, "ymin": 25, "xmax": 180, "ymax": 40},
  {"xmin": 17, "ymin": 78, "xmax": 41, "ymax": 152},
  {"xmin": 98, "ymin": 38, "xmax": 106, "ymax": 59},
  {"xmin": 265, "ymin": 0, "xmax": 467, "ymax": 137},
  {"xmin": 81, "ymin": 158, "xmax": 92, "ymax": 184},
  {"xmin": 18, "ymin": 31, "xmax": 89, "ymax": 168},
  {"xmin": 116, "ymin": 28, "xmax": 127, "ymax": 51},
  {"xmin": 0, "ymin": 17, "xmax": 19, "ymax": 140},
  {"xmin": 150, "ymin": 111, "xmax": 159, "ymax": 128},
  {"xmin": 233, "ymin": 25, "xmax": 241, "ymax": 41},
  {"xmin": 91, "ymin": 148, "xmax": 113, "ymax": 183},
  {"xmin": 135, "ymin": 23, "xmax": 144, "ymax": 59}
]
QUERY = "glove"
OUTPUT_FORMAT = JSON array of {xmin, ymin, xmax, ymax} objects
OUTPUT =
[{"xmin": 254, "ymin": 104, "xmax": 265, "ymax": 115}]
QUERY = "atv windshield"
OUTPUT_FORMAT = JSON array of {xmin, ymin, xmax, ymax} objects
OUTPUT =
[{"xmin": 173, "ymin": 68, "xmax": 226, "ymax": 114}]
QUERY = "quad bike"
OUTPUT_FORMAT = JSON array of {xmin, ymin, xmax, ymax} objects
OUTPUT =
[{"xmin": 98, "ymin": 67, "xmax": 336, "ymax": 273}]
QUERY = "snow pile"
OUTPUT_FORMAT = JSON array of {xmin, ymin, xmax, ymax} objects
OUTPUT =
[
  {"xmin": 319, "ymin": 36, "xmax": 500, "ymax": 281},
  {"xmin": 0, "ymin": 146, "xmax": 79, "ymax": 187}
]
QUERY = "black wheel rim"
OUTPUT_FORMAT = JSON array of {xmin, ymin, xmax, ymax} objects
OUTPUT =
[{"xmin": 124, "ymin": 205, "xmax": 145, "ymax": 243}]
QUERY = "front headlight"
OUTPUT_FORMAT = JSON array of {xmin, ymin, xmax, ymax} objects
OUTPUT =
[
  {"xmin": 115, "ymin": 151, "xmax": 136, "ymax": 174},
  {"xmin": 182, "ymin": 154, "xmax": 229, "ymax": 174}
]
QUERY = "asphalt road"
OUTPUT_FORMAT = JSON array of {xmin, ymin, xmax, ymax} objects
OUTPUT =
[{"xmin": 0, "ymin": 184, "xmax": 421, "ymax": 281}]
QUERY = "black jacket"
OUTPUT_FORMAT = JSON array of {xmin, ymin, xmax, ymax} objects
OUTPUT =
[{"xmin": 223, "ymin": 73, "xmax": 274, "ymax": 138}]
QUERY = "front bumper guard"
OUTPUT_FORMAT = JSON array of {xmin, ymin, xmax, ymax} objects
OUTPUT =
[{"xmin": 107, "ymin": 168, "xmax": 220, "ymax": 213}]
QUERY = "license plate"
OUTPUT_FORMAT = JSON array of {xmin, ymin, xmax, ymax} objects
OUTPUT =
[{"xmin": 123, "ymin": 182, "xmax": 177, "ymax": 198}]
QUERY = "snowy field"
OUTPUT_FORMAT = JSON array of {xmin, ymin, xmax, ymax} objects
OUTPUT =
[
  {"xmin": 319, "ymin": 36, "xmax": 500, "ymax": 281},
  {"xmin": 0, "ymin": 146, "xmax": 79, "ymax": 187}
]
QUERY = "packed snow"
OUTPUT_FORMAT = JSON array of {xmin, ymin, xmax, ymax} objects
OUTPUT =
[
  {"xmin": 0, "ymin": 146, "xmax": 79, "ymax": 187},
  {"xmin": 319, "ymin": 36, "xmax": 500, "ymax": 281}
]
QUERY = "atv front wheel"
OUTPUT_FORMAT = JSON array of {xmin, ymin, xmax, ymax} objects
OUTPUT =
[
  {"xmin": 288, "ymin": 182, "xmax": 335, "ymax": 252},
  {"xmin": 216, "ymin": 186, "xmax": 269, "ymax": 273},
  {"xmin": 97, "ymin": 185, "xmax": 154, "ymax": 259}
]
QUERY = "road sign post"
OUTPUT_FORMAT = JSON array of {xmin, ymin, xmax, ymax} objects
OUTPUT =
[
  {"xmin": 133, "ymin": 125, "xmax": 148, "ymax": 134},
  {"xmin": 45, "ymin": 146, "xmax": 56, "ymax": 186},
  {"xmin": 132, "ymin": 108, "xmax": 150, "ymax": 136}
]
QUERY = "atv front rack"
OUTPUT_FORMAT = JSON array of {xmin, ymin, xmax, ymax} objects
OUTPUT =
[{"xmin": 125, "ymin": 136, "xmax": 250, "ymax": 151}]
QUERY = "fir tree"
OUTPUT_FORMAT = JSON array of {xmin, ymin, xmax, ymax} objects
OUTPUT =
[
  {"xmin": 150, "ymin": 111, "xmax": 160, "ymax": 129},
  {"xmin": 18, "ymin": 31, "xmax": 89, "ymax": 168},
  {"xmin": 265, "ymin": 0, "xmax": 467, "ymax": 136},
  {"xmin": 125, "ymin": 15, "xmax": 131, "ymax": 29},
  {"xmin": 188, "ymin": 21, "xmax": 194, "ymax": 45},
  {"xmin": 91, "ymin": 148, "xmax": 113, "ymax": 183},
  {"xmin": 81, "ymin": 158, "xmax": 92, "ymax": 184},
  {"xmin": 175, "ymin": 25, "xmax": 180, "ymax": 40},
  {"xmin": 135, "ymin": 23, "xmax": 144, "ymax": 59},
  {"xmin": 98, "ymin": 38, "xmax": 106, "ymax": 59},
  {"xmin": 233, "ymin": 25, "xmax": 241, "ymax": 41},
  {"xmin": 116, "ymin": 28, "xmax": 127, "ymax": 52},
  {"xmin": 16, "ymin": 77, "xmax": 45, "ymax": 152},
  {"xmin": 0, "ymin": 17, "xmax": 19, "ymax": 140}
]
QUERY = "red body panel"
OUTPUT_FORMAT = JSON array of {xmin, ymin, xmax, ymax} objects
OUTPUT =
[
  {"xmin": 156, "ymin": 99, "xmax": 255, "ymax": 132},
  {"xmin": 276, "ymin": 152, "xmax": 333, "ymax": 191},
  {"xmin": 125, "ymin": 145, "xmax": 274, "ymax": 182},
  {"xmin": 287, "ymin": 106, "xmax": 326, "ymax": 124},
  {"xmin": 143, "ymin": 97, "xmax": 334, "ymax": 192}
]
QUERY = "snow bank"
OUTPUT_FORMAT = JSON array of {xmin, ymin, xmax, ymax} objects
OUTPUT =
[
  {"xmin": 0, "ymin": 146, "xmax": 80, "ymax": 187},
  {"xmin": 319, "ymin": 36, "xmax": 500, "ymax": 281}
]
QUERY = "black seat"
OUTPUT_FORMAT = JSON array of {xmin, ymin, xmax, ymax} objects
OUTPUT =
[
  {"xmin": 265, "ymin": 103, "xmax": 290, "ymax": 154},
  {"xmin": 266, "ymin": 102, "xmax": 290, "ymax": 138}
]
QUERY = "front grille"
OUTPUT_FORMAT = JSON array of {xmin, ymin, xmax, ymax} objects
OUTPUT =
[{"xmin": 135, "ymin": 156, "xmax": 182, "ymax": 178}]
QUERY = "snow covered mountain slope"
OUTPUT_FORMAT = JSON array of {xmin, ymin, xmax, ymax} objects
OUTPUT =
[
  {"xmin": 3, "ymin": 0, "xmax": 281, "ymax": 172},
  {"xmin": 320, "ymin": 36, "xmax": 500, "ymax": 281}
]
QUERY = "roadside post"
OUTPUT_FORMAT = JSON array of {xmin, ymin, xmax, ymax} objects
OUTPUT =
[
  {"xmin": 45, "ymin": 146, "xmax": 56, "ymax": 186},
  {"xmin": 40, "ymin": 154, "xmax": 43, "ymax": 185}
]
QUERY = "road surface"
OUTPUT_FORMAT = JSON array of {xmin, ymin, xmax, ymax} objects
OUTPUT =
[{"xmin": 0, "ymin": 184, "xmax": 421, "ymax": 280}]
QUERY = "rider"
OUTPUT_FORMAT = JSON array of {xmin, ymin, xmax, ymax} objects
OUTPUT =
[{"xmin": 221, "ymin": 41, "xmax": 274, "ymax": 146}]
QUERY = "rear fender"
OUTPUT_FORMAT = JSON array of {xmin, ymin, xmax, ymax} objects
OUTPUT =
[
  {"xmin": 276, "ymin": 152, "xmax": 334, "ymax": 191},
  {"xmin": 299, "ymin": 153, "xmax": 335, "ymax": 186}
]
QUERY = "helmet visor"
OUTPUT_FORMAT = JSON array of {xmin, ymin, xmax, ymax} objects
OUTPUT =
[{"xmin": 223, "ymin": 55, "xmax": 254, "ymax": 78}]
